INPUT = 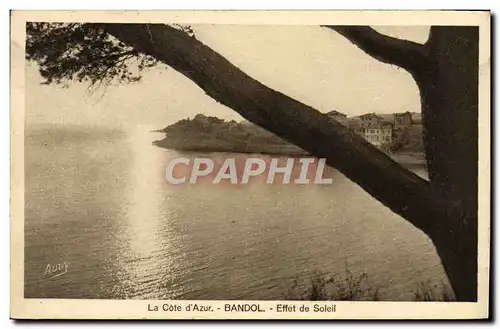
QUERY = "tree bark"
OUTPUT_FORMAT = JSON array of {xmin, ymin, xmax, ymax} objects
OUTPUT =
[
  {"xmin": 415, "ymin": 27, "xmax": 479, "ymax": 302},
  {"xmin": 419, "ymin": 27, "xmax": 479, "ymax": 214},
  {"xmin": 100, "ymin": 23, "xmax": 478, "ymax": 301}
]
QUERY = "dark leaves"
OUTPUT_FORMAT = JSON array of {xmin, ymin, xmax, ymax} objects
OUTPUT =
[{"xmin": 25, "ymin": 22, "xmax": 161, "ymax": 88}]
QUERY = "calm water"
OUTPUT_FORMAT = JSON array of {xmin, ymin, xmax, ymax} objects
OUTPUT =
[{"xmin": 24, "ymin": 124, "xmax": 448, "ymax": 300}]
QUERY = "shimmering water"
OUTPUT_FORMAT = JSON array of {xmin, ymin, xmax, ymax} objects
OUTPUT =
[{"xmin": 24, "ymin": 124, "xmax": 447, "ymax": 300}]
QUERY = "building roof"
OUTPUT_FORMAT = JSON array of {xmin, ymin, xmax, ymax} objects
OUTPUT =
[
  {"xmin": 359, "ymin": 112, "xmax": 384, "ymax": 120},
  {"xmin": 363, "ymin": 121, "xmax": 393, "ymax": 129},
  {"xmin": 326, "ymin": 110, "xmax": 347, "ymax": 117},
  {"xmin": 357, "ymin": 113, "xmax": 395, "ymax": 124}
]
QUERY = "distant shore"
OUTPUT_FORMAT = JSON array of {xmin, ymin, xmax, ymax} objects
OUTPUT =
[
  {"xmin": 152, "ymin": 139, "xmax": 426, "ymax": 166},
  {"xmin": 152, "ymin": 114, "xmax": 426, "ymax": 166}
]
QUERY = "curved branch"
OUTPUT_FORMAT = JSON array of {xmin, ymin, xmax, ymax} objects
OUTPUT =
[
  {"xmin": 322, "ymin": 26, "xmax": 431, "ymax": 74},
  {"xmin": 100, "ymin": 23, "xmax": 464, "ymax": 237}
]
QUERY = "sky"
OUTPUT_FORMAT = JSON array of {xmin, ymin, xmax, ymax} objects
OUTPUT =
[{"xmin": 25, "ymin": 25, "xmax": 430, "ymax": 130}]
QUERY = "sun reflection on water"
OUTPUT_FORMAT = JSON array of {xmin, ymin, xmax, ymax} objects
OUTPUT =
[{"xmin": 116, "ymin": 126, "xmax": 179, "ymax": 298}]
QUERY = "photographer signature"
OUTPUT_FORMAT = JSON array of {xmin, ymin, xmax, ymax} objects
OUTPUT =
[{"xmin": 44, "ymin": 262, "xmax": 69, "ymax": 279}]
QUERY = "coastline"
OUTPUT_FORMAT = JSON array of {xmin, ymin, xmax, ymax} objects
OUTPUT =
[
  {"xmin": 152, "ymin": 140, "xmax": 426, "ymax": 166},
  {"xmin": 152, "ymin": 113, "xmax": 426, "ymax": 167}
]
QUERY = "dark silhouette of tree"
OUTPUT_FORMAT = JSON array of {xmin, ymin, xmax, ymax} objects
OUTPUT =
[{"xmin": 25, "ymin": 22, "xmax": 479, "ymax": 301}]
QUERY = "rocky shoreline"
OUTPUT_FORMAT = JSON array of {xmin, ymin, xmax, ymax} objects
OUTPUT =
[{"xmin": 153, "ymin": 114, "xmax": 426, "ymax": 166}]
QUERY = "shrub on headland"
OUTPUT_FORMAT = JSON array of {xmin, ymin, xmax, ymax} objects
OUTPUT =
[
  {"xmin": 412, "ymin": 281, "xmax": 455, "ymax": 301},
  {"xmin": 283, "ymin": 269, "xmax": 455, "ymax": 302}
]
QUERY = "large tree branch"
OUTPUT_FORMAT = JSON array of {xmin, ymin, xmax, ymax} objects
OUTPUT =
[
  {"xmin": 99, "ymin": 23, "xmax": 465, "ymax": 237},
  {"xmin": 322, "ymin": 26, "xmax": 431, "ymax": 74}
]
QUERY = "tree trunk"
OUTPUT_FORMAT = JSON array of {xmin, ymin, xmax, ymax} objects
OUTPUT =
[
  {"xmin": 430, "ymin": 221, "xmax": 478, "ymax": 301},
  {"xmin": 415, "ymin": 27, "xmax": 479, "ymax": 301}
]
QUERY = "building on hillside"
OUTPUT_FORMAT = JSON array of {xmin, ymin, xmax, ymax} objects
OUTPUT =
[
  {"xmin": 393, "ymin": 111, "xmax": 413, "ymax": 128},
  {"xmin": 359, "ymin": 113, "xmax": 384, "ymax": 125},
  {"xmin": 193, "ymin": 113, "xmax": 224, "ymax": 124},
  {"xmin": 363, "ymin": 122, "xmax": 393, "ymax": 147},
  {"xmin": 326, "ymin": 110, "xmax": 348, "ymax": 124}
]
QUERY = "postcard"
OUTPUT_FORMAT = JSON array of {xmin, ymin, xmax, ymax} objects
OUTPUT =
[{"xmin": 10, "ymin": 10, "xmax": 491, "ymax": 319}]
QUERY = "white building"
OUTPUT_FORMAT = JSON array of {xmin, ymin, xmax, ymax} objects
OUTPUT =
[{"xmin": 363, "ymin": 123, "xmax": 392, "ymax": 147}]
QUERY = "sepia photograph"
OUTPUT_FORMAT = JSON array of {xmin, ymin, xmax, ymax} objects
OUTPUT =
[{"xmin": 10, "ymin": 10, "xmax": 490, "ymax": 319}]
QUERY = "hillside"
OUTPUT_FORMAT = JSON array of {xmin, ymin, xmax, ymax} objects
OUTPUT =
[
  {"xmin": 153, "ymin": 114, "xmax": 425, "ymax": 163},
  {"xmin": 153, "ymin": 114, "xmax": 308, "ymax": 155}
]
